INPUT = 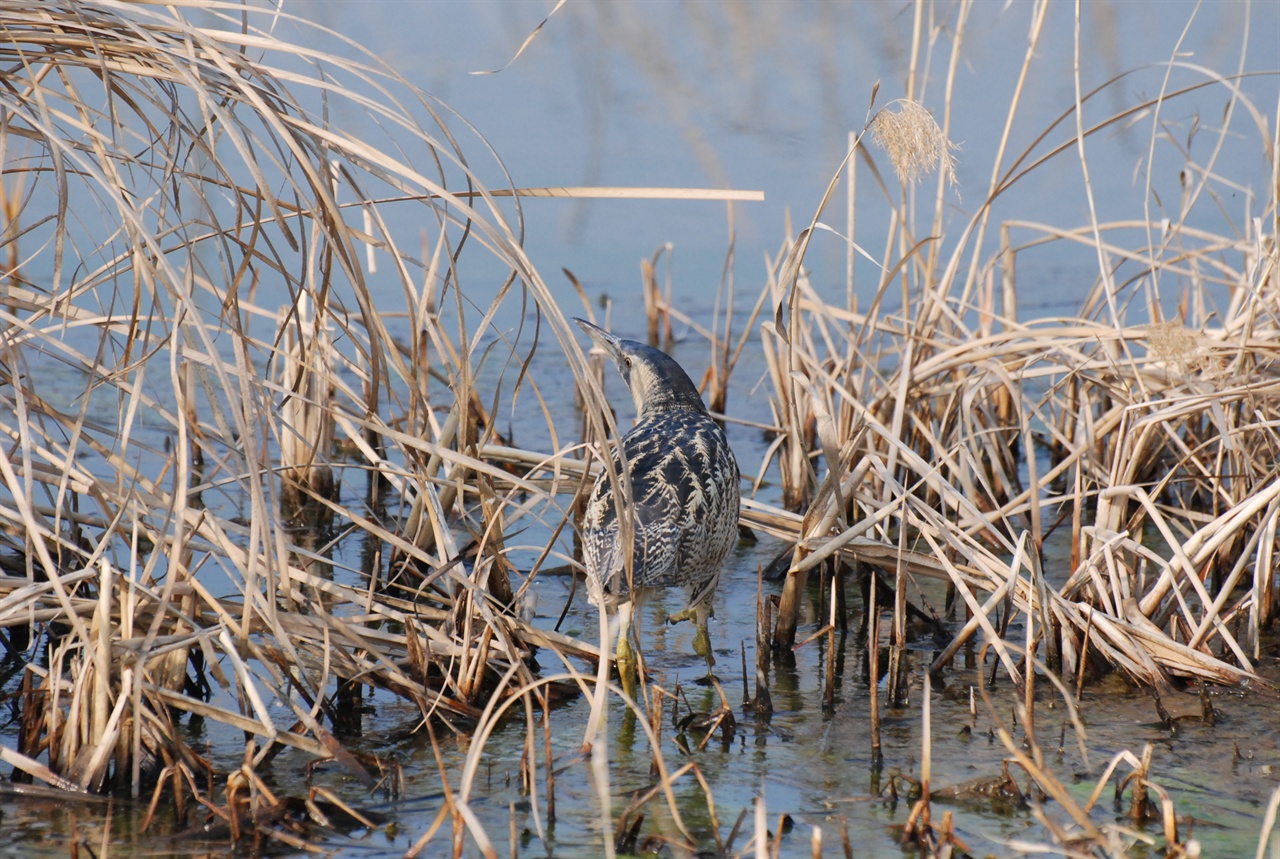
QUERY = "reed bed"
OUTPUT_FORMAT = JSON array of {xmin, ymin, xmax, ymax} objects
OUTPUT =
[
  {"xmin": 0, "ymin": 0, "xmax": 597, "ymax": 825},
  {"xmin": 0, "ymin": 1, "xmax": 1276, "ymax": 857}
]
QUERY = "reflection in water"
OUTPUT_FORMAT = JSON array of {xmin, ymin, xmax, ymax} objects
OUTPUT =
[{"xmin": 305, "ymin": 0, "xmax": 1272, "ymax": 326}]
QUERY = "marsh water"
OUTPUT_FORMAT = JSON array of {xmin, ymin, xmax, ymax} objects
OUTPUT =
[
  {"xmin": 3, "ymin": 516, "xmax": 1279, "ymax": 858},
  {"xmin": 2, "ymin": 1, "xmax": 1279, "ymax": 857}
]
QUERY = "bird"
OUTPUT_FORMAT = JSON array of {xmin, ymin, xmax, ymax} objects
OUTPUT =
[{"xmin": 573, "ymin": 317, "xmax": 740, "ymax": 695}]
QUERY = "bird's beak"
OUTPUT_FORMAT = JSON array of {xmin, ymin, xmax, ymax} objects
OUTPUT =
[{"xmin": 573, "ymin": 317, "xmax": 622, "ymax": 360}]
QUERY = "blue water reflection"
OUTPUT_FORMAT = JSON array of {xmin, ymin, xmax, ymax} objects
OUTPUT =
[{"xmin": 290, "ymin": 0, "xmax": 1275, "ymax": 320}]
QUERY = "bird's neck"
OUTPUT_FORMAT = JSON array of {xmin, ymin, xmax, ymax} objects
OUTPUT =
[{"xmin": 636, "ymin": 399, "xmax": 703, "ymax": 420}]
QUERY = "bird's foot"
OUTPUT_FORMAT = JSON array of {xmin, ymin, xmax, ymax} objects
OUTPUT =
[{"xmin": 666, "ymin": 606, "xmax": 697, "ymax": 625}]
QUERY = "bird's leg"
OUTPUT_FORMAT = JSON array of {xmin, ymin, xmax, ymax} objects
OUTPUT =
[
  {"xmin": 614, "ymin": 600, "xmax": 639, "ymax": 699},
  {"xmin": 666, "ymin": 605, "xmax": 697, "ymax": 625},
  {"xmin": 692, "ymin": 602, "xmax": 715, "ymax": 679}
]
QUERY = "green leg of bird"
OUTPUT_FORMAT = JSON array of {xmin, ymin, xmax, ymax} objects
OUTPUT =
[
  {"xmin": 614, "ymin": 601, "xmax": 639, "ymax": 700},
  {"xmin": 692, "ymin": 602, "xmax": 715, "ymax": 681}
]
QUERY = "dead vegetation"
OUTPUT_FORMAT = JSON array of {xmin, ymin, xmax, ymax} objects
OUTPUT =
[{"xmin": 0, "ymin": 2, "xmax": 1277, "ymax": 858}]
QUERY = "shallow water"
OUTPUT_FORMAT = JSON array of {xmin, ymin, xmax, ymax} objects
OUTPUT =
[{"xmin": 4, "ymin": 518, "xmax": 1277, "ymax": 858}]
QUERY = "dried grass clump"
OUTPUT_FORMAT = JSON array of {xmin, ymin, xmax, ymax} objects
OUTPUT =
[
  {"xmin": 753, "ymin": 0, "xmax": 1278, "ymax": 716},
  {"xmin": 0, "ymin": 0, "xmax": 600, "ymax": 828},
  {"xmin": 1143, "ymin": 319, "xmax": 1222, "ymax": 379},
  {"xmin": 741, "ymin": 17, "xmax": 1277, "ymax": 838},
  {"xmin": 0, "ymin": 2, "xmax": 768, "ymax": 852},
  {"xmin": 870, "ymin": 98, "xmax": 959, "ymax": 188}
]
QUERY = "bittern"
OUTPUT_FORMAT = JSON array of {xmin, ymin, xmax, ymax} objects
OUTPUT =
[{"xmin": 574, "ymin": 318, "xmax": 740, "ymax": 695}]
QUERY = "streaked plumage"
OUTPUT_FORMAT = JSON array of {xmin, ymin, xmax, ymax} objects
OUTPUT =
[{"xmin": 574, "ymin": 318, "xmax": 739, "ymax": 685}]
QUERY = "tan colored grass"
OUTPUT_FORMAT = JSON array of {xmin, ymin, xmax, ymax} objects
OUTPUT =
[{"xmin": 870, "ymin": 99, "xmax": 959, "ymax": 189}]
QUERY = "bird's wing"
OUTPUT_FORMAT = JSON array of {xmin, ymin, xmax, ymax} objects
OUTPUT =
[
  {"xmin": 578, "ymin": 409, "xmax": 732, "ymax": 599},
  {"xmin": 582, "ymin": 444, "xmax": 680, "ymax": 595}
]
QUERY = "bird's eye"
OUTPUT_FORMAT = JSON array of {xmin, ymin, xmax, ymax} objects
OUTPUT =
[{"xmin": 624, "ymin": 356, "xmax": 632, "ymax": 368}]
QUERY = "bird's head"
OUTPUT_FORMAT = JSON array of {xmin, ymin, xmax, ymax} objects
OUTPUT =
[{"xmin": 574, "ymin": 318, "xmax": 707, "ymax": 418}]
